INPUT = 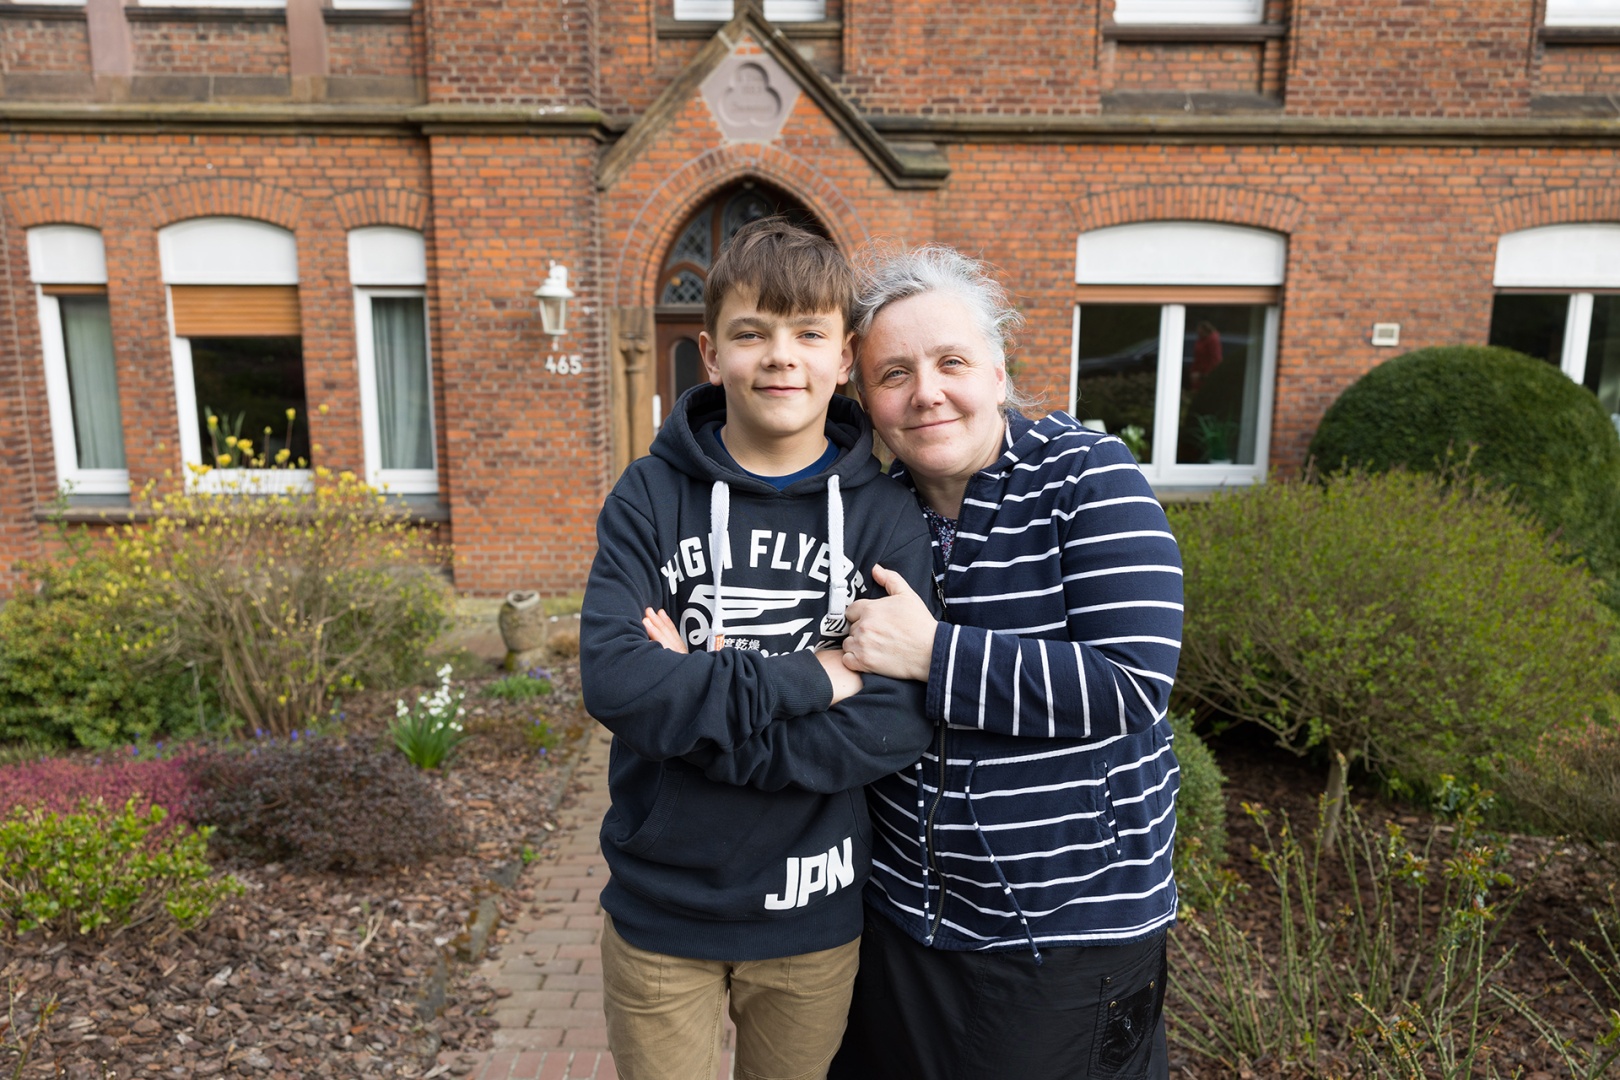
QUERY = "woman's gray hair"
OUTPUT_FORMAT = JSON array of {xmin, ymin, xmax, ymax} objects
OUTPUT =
[{"xmin": 853, "ymin": 244, "xmax": 1039, "ymax": 411}]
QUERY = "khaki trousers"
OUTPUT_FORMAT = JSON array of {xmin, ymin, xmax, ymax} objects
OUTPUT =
[{"xmin": 601, "ymin": 914, "xmax": 860, "ymax": 1080}]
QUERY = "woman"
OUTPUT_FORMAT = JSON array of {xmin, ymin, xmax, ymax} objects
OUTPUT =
[{"xmin": 828, "ymin": 247, "xmax": 1184, "ymax": 1080}]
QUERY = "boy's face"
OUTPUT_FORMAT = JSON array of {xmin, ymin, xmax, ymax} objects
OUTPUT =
[{"xmin": 700, "ymin": 286, "xmax": 854, "ymax": 466}]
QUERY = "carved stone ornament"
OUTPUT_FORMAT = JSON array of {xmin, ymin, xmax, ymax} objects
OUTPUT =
[{"xmin": 699, "ymin": 48, "xmax": 801, "ymax": 144}]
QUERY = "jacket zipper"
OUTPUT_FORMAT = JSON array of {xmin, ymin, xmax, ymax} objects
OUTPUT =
[{"xmin": 925, "ymin": 574, "xmax": 949, "ymax": 939}]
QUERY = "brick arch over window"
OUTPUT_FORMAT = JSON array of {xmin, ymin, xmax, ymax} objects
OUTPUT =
[
  {"xmin": 331, "ymin": 189, "xmax": 430, "ymax": 233},
  {"xmin": 610, "ymin": 143, "xmax": 870, "ymax": 309},
  {"xmin": 142, "ymin": 179, "xmax": 303, "ymax": 231},
  {"xmin": 1494, "ymin": 189, "xmax": 1620, "ymax": 235},
  {"xmin": 3, "ymin": 187, "xmax": 110, "ymax": 230},
  {"xmin": 1069, "ymin": 185, "xmax": 1304, "ymax": 237}
]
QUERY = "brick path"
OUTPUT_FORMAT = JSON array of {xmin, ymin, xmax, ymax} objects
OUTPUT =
[{"xmin": 445, "ymin": 723, "xmax": 736, "ymax": 1080}]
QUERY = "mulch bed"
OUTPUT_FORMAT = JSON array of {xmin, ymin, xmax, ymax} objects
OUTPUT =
[
  {"xmin": 1, "ymin": 659, "xmax": 595, "ymax": 1080},
  {"xmin": 1170, "ymin": 725, "xmax": 1619, "ymax": 1079}
]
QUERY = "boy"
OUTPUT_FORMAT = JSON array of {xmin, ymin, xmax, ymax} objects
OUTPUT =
[{"xmin": 579, "ymin": 218, "xmax": 937, "ymax": 1080}]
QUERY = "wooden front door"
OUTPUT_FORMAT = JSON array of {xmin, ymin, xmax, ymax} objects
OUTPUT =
[{"xmin": 654, "ymin": 318, "xmax": 707, "ymax": 431}]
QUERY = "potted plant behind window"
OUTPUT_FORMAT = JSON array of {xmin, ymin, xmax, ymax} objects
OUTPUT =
[{"xmin": 1194, "ymin": 414, "xmax": 1239, "ymax": 465}]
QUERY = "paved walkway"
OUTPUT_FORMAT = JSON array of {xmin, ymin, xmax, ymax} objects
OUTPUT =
[{"xmin": 446, "ymin": 723, "xmax": 736, "ymax": 1080}]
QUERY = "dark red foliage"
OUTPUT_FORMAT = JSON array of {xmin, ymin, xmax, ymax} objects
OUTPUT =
[{"xmin": 0, "ymin": 753, "xmax": 205, "ymax": 825}]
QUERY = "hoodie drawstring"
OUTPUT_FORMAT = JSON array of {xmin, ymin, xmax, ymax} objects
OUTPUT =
[
  {"xmin": 825, "ymin": 474, "xmax": 848, "ymax": 631},
  {"xmin": 708, "ymin": 480, "xmax": 730, "ymax": 650},
  {"xmin": 705, "ymin": 469, "xmax": 850, "ymax": 651},
  {"xmin": 964, "ymin": 759, "xmax": 1043, "ymax": 964}
]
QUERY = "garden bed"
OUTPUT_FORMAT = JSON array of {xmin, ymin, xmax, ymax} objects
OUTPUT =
[{"xmin": 1, "ymin": 660, "xmax": 594, "ymax": 1080}]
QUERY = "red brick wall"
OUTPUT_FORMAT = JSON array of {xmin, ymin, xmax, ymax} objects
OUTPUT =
[
  {"xmin": 1, "ymin": 17, "xmax": 92, "ymax": 74},
  {"xmin": 838, "ymin": 0, "xmax": 1100, "ymax": 115},
  {"xmin": 1536, "ymin": 43, "xmax": 1620, "ymax": 96},
  {"xmin": 1285, "ymin": 0, "xmax": 1535, "ymax": 116},
  {"xmin": 326, "ymin": 22, "xmax": 419, "ymax": 80},
  {"xmin": 426, "ymin": 134, "xmax": 606, "ymax": 593},
  {"xmin": 425, "ymin": 0, "xmax": 594, "ymax": 104},
  {"xmin": 131, "ymin": 19, "xmax": 291, "ymax": 78},
  {"xmin": 1104, "ymin": 42, "xmax": 1264, "ymax": 95}
]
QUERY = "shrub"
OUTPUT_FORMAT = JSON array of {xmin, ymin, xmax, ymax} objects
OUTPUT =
[
  {"xmin": 0, "ymin": 754, "xmax": 204, "ymax": 824},
  {"xmin": 1504, "ymin": 718, "xmax": 1620, "ymax": 862},
  {"xmin": 0, "ymin": 796, "xmax": 240, "ymax": 940},
  {"xmin": 1168, "ymin": 468, "xmax": 1618, "ymax": 813},
  {"xmin": 1307, "ymin": 345, "xmax": 1620, "ymax": 597},
  {"xmin": 0, "ymin": 559, "xmax": 202, "ymax": 750},
  {"xmin": 189, "ymin": 738, "xmax": 461, "ymax": 873},
  {"xmin": 109, "ymin": 470, "xmax": 450, "ymax": 737},
  {"xmin": 1168, "ymin": 713, "xmax": 1227, "ymax": 887}
]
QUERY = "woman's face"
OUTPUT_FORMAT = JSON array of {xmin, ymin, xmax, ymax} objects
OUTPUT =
[{"xmin": 859, "ymin": 290, "xmax": 1007, "ymax": 498}]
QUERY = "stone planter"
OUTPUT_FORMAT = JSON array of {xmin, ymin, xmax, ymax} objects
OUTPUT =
[{"xmin": 498, "ymin": 590, "xmax": 548, "ymax": 671}]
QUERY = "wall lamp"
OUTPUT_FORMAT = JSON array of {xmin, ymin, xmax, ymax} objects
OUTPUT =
[{"xmin": 535, "ymin": 262, "xmax": 575, "ymax": 338}]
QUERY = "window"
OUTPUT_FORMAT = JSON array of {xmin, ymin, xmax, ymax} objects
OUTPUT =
[
  {"xmin": 674, "ymin": 0, "xmax": 825, "ymax": 21},
  {"xmin": 1489, "ymin": 224, "xmax": 1620, "ymax": 430},
  {"xmin": 1071, "ymin": 221, "xmax": 1283, "ymax": 487},
  {"xmin": 159, "ymin": 217, "xmax": 309, "ymax": 491},
  {"xmin": 1111, "ymin": 0, "xmax": 1264, "ymax": 25},
  {"xmin": 1545, "ymin": 0, "xmax": 1620, "ymax": 26},
  {"xmin": 349, "ymin": 227, "xmax": 436, "ymax": 493},
  {"xmin": 137, "ymin": 0, "xmax": 282, "ymax": 8},
  {"xmin": 28, "ymin": 226, "xmax": 128, "ymax": 496}
]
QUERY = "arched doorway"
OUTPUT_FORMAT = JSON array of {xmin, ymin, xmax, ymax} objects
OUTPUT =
[{"xmin": 652, "ymin": 182, "xmax": 826, "ymax": 429}]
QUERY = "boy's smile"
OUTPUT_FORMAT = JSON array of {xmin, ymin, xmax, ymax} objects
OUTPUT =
[{"xmin": 699, "ymin": 287, "xmax": 854, "ymax": 476}]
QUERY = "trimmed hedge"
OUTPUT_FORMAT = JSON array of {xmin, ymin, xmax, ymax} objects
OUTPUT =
[
  {"xmin": 1307, "ymin": 345, "xmax": 1620, "ymax": 596},
  {"xmin": 1169, "ymin": 713, "xmax": 1227, "ymax": 884}
]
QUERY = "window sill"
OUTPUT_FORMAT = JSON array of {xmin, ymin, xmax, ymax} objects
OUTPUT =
[
  {"xmin": 323, "ymin": 6, "xmax": 412, "ymax": 22},
  {"xmin": 1102, "ymin": 21, "xmax": 1286, "ymax": 42},
  {"xmin": 0, "ymin": 4, "xmax": 88, "ymax": 19},
  {"xmin": 126, "ymin": 5, "xmax": 286, "ymax": 21},
  {"xmin": 655, "ymin": 15, "xmax": 839, "ymax": 39},
  {"xmin": 34, "ymin": 493, "xmax": 134, "ymax": 524},
  {"xmin": 1539, "ymin": 25, "xmax": 1620, "ymax": 44}
]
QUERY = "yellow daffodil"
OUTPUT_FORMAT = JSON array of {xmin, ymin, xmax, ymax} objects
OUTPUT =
[
  {"xmin": 286, "ymin": 408, "xmax": 297, "ymax": 421},
  {"xmin": 225, "ymin": 436, "xmax": 238, "ymax": 448},
  {"xmin": 207, "ymin": 414, "xmax": 219, "ymax": 429},
  {"xmin": 217, "ymin": 454, "xmax": 232, "ymax": 466},
  {"xmin": 318, "ymin": 403, "xmax": 330, "ymax": 415}
]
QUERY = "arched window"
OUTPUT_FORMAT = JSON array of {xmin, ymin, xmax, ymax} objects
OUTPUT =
[
  {"xmin": 159, "ymin": 217, "xmax": 308, "ymax": 490},
  {"xmin": 28, "ymin": 225, "xmax": 127, "ymax": 495},
  {"xmin": 1489, "ymin": 224, "xmax": 1620, "ymax": 429},
  {"xmin": 1072, "ymin": 221, "xmax": 1284, "ymax": 487},
  {"xmin": 349, "ymin": 226, "xmax": 437, "ymax": 494},
  {"xmin": 652, "ymin": 184, "xmax": 824, "ymax": 429}
]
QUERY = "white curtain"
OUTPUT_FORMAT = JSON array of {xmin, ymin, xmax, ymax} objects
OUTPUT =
[
  {"xmin": 372, "ymin": 297, "xmax": 433, "ymax": 470},
  {"xmin": 60, "ymin": 296, "xmax": 126, "ymax": 470}
]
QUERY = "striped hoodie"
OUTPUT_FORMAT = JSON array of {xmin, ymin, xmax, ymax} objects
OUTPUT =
[{"xmin": 864, "ymin": 409, "xmax": 1185, "ymax": 956}]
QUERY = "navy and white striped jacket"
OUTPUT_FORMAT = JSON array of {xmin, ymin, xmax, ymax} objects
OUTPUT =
[{"xmin": 865, "ymin": 409, "xmax": 1185, "ymax": 955}]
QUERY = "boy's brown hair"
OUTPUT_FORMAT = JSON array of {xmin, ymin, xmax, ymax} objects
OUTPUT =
[{"xmin": 704, "ymin": 216, "xmax": 855, "ymax": 335}]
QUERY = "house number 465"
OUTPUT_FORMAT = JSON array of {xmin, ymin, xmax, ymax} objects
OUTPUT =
[{"xmin": 546, "ymin": 354, "xmax": 584, "ymax": 375}]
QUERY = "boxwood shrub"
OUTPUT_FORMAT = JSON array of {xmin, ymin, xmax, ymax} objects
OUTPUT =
[{"xmin": 1307, "ymin": 345, "xmax": 1620, "ymax": 600}]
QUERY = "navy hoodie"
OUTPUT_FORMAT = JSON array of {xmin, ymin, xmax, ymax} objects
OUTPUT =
[{"xmin": 580, "ymin": 385, "xmax": 937, "ymax": 962}]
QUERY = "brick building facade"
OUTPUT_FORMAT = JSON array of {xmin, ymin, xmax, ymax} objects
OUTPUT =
[{"xmin": 2, "ymin": 0, "xmax": 1618, "ymax": 598}]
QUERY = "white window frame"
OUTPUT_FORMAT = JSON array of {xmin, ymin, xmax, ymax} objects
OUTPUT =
[
  {"xmin": 137, "ymin": 0, "xmax": 283, "ymax": 8},
  {"xmin": 331, "ymin": 0, "xmax": 410, "ymax": 10},
  {"xmin": 27, "ymin": 225, "xmax": 128, "ymax": 497},
  {"xmin": 1111, "ymin": 0, "xmax": 1264, "ymax": 25},
  {"xmin": 1072, "ymin": 221, "xmax": 1285, "ymax": 489},
  {"xmin": 1546, "ymin": 0, "xmax": 1620, "ymax": 27},
  {"xmin": 674, "ymin": 0, "xmax": 826, "ymax": 21},
  {"xmin": 159, "ymin": 217, "xmax": 309, "ymax": 494},
  {"xmin": 1493, "ymin": 224, "xmax": 1620, "ymax": 385},
  {"xmin": 349, "ymin": 227, "xmax": 436, "ymax": 494}
]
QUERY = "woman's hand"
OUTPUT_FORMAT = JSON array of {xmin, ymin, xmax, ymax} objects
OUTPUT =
[
  {"xmin": 642, "ymin": 607, "xmax": 688, "ymax": 653},
  {"xmin": 842, "ymin": 564, "xmax": 938, "ymax": 682}
]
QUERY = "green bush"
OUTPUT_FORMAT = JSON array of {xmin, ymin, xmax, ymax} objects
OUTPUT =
[
  {"xmin": 1168, "ymin": 468, "xmax": 1618, "ymax": 804},
  {"xmin": 0, "ymin": 561, "xmax": 201, "ymax": 750},
  {"xmin": 189, "ymin": 738, "xmax": 462, "ymax": 873},
  {"xmin": 1307, "ymin": 345, "xmax": 1620, "ymax": 597},
  {"xmin": 0, "ymin": 796, "xmax": 240, "ymax": 940},
  {"xmin": 1169, "ymin": 713, "xmax": 1228, "ymax": 886},
  {"xmin": 1503, "ymin": 718, "xmax": 1620, "ymax": 862}
]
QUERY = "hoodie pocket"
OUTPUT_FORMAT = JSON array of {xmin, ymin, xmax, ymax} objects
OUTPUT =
[{"xmin": 617, "ymin": 764, "xmax": 687, "ymax": 858}]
